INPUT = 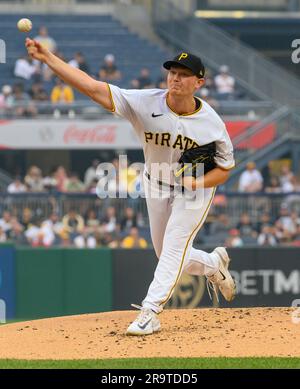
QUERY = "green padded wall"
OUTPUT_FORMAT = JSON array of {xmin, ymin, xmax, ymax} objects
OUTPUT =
[{"xmin": 15, "ymin": 248, "xmax": 112, "ymax": 320}]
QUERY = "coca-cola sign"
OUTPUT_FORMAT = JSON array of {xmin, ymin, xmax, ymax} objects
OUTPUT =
[{"xmin": 63, "ymin": 124, "xmax": 116, "ymax": 144}]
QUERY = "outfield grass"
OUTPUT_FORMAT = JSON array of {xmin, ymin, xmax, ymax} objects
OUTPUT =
[{"xmin": 0, "ymin": 357, "xmax": 299, "ymax": 369}]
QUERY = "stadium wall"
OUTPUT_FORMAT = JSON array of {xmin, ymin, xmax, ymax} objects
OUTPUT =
[{"xmin": 0, "ymin": 245, "xmax": 300, "ymax": 321}]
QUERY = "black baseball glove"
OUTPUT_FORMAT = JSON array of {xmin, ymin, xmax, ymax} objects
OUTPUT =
[{"xmin": 175, "ymin": 142, "xmax": 217, "ymax": 179}]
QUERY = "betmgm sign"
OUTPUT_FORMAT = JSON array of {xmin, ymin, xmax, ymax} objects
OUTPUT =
[
  {"xmin": 0, "ymin": 299, "xmax": 5, "ymax": 324},
  {"xmin": 0, "ymin": 269, "xmax": 6, "ymax": 323},
  {"xmin": 0, "ymin": 39, "xmax": 6, "ymax": 64}
]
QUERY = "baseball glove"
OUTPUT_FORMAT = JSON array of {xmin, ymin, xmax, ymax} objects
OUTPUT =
[{"xmin": 175, "ymin": 142, "xmax": 217, "ymax": 179}]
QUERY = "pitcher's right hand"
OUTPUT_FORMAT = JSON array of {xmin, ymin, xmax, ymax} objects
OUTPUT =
[{"xmin": 25, "ymin": 38, "xmax": 50, "ymax": 63}]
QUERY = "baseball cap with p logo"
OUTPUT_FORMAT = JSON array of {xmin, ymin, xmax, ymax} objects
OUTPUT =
[{"xmin": 163, "ymin": 52, "xmax": 205, "ymax": 78}]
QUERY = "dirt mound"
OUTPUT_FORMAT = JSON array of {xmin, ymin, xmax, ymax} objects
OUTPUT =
[{"xmin": 0, "ymin": 308, "xmax": 298, "ymax": 360}]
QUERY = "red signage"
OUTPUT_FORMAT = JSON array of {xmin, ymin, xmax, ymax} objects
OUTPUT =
[
  {"xmin": 225, "ymin": 121, "xmax": 276, "ymax": 149},
  {"xmin": 63, "ymin": 124, "xmax": 116, "ymax": 144}
]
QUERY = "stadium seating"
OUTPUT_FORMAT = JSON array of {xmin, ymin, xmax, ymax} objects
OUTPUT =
[{"xmin": 0, "ymin": 13, "xmax": 169, "ymax": 92}]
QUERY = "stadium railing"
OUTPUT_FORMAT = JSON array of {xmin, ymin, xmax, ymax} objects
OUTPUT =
[
  {"xmin": 1, "ymin": 192, "xmax": 300, "ymax": 226},
  {"xmin": 152, "ymin": 0, "xmax": 300, "ymax": 106},
  {"xmin": 0, "ymin": 100, "xmax": 277, "ymax": 119}
]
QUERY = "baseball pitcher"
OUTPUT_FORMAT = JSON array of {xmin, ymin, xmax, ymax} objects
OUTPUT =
[{"xmin": 26, "ymin": 39, "xmax": 235, "ymax": 336}]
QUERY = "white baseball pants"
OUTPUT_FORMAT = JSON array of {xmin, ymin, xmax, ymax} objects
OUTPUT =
[{"xmin": 142, "ymin": 173, "xmax": 220, "ymax": 313}]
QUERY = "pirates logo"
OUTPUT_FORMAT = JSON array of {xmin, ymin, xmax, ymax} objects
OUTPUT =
[{"xmin": 167, "ymin": 274, "xmax": 206, "ymax": 309}]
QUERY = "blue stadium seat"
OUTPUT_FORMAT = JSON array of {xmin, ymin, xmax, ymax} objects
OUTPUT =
[{"xmin": 0, "ymin": 13, "xmax": 170, "ymax": 91}]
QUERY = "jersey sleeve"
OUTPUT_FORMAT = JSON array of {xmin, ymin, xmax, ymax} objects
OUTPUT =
[
  {"xmin": 214, "ymin": 125, "xmax": 235, "ymax": 170},
  {"xmin": 107, "ymin": 83, "xmax": 141, "ymax": 124}
]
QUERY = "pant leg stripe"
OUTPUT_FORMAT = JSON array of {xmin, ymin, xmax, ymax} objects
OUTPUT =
[{"xmin": 159, "ymin": 187, "xmax": 216, "ymax": 306}]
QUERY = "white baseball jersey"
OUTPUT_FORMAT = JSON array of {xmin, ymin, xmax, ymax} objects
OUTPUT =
[
  {"xmin": 108, "ymin": 84, "xmax": 235, "ymax": 184},
  {"xmin": 108, "ymin": 83, "xmax": 235, "ymax": 314}
]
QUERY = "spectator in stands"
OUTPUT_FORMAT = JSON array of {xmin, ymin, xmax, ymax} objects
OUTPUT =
[
  {"xmin": 265, "ymin": 176, "xmax": 282, "ymax": 193},
  {"xmin": 42, "ymin": 169, "xmax": 58, "ymax": 192},
  {"xmin": 25, "ymin": 218, "xmax": 56, "ymax": 247},
  {"xmin": 98, "ymin": 54, "xmax": 122, "ymax": 81},
  {"xmin": 279, "ymin": 165, "xmax": 295, "ymax": 192},
  {"xmin": 136, "ymin": 68, "xmax": 154, "ymax": 89},
  {"xmin": 0, "ymin": 211, "xmax": 12, "ymax": 238},
  {"xmin": 214, "ymin": 65, "xmax": 235, "ymax": 99},
  {"xmin": 6, "ymin": 217, "xmax": 24, "ymax": 245},
  {"xmin": 7, "ymin": 176, "xmax": 27, "ymax": 193},
  {"xmin": 121, "ymin": 226, "xmax": 148, "ymax": 248},
  {"xmin": 203, "ymin": 68, "xmax": 214, "ymax": 91},
  {"xmin": 225, "ymin": 229, "xmax": 243, "ymax": 247},
  {"xmin": 85, "ymin": 208, "xmax": 100, "ymax": 235},
  {"xmin": 11, "ymin": 83, "xmax": 37, "ymax": 117},
  {"xmin": 277, "ymin": 203, "xmax": 295, "ymax": 232},
  {"xmin": 14, "ymin": 55, "xmax": 40, "ymax": 82},
  {"xmin": 102, "ymin": 206, "xmax": 119, "ymax": 233},
  {"xmin": 198, "ymin": 87, "xmax": 219, "ymax": 110},
  {"xmin": 42, "ymin": 212, "xmax": 64, "ymax": 244},
  {"xmin": 291, "ymin": 211, "xmax": 300, "ymax": 230},
  {"xmin": 130, "ymin": 79, "xmax": 140, "ymax": 89},
  {"xmin": 34, "ymin": 26, "xmax": 57, "ymax": 53},
  {"xmin": 24, "ymin": 219, "xmax": 41, "ymax": 247},
  {"xmin": 292, "ymin": 225, "xmax": 300, "ymax": 246},
  {"xmin": 87, "ymin": 178, "xmax": 99, "ymax": 194},
  {"xmin": 0, "ymin": 227, "xmax": 7, "ymax": 243},
  {"xmin": 62, "ymin": 208, "xmax": 85, "ymax": 241},
  {"xmin": 53, "ymin": 166, "xmax": 68, "ymax": 192},
  {"xmin": 238, "ymin": 162, "xmax": 263, "ymax": 193},
  {"xmin": 51, "ymin": 78, "xmax": 74, "ymax": 104},
  {"xmin": 256, "ymin": 213, "xmax": 272, "ymax": 233},
  {"xmin": 120, "ymin": 207, "xmax": 137, "ymax": 232},
  {"xmin": 211, "ymin": 193, "xmax": 228, "ymax": 215},
  {"xmin": 21, "ymin": 207, "xmax": 33, "ymax": 231},
  {"xmin": 28, "ymin": 82, "xmax": 49, "ymax": 102},
  {"xmin": 276, "ymin": 204, "xmax": 297, "ymax": 237},
  {"xmin": 65, "ymin": 172, "xmax": 85, "ymax": 193},
  {"xmin": 102, "ymin": 224, "xmax": 121, "ymax": 248},
  {"xmin": 236, "ymin": 213, "xmax": 257, "ymax": 240},
  {"xmin": 24, "ymin": 165, "xmax": 44, "ymax": 192},
  {"xmin": 272, "ymin": 205, "xmax": 297, "ymax": 244},
  {"xmin": 156, "ymin": 67, "xmax": 168, "ymax": 89},
  {"xmin": 0, "ymin": 85, "xmax": 13, "ymax": 113},
  {"xmin": 84, "ymin": 159, "xmax": 100, "ymax": 189},
  {"xmin": 209, "ymin": 213, "xmax": 231, "ymax": 236},
  {"xmin": 257, "ymin": 226, "xmax": 277, "ymax": 246},
  {"xmin": 68, "ymin": 52, "xmax": 90, "ymax": 74}
]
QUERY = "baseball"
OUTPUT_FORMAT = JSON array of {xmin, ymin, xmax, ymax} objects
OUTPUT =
[{"xmin": 17, "ymin": 18, "xmax": 32, "ymax": 33}]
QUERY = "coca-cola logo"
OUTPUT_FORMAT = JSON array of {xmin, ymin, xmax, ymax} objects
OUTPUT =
[{"xmin": 63, "ymin": 124, "xmax": 116, "ymax": 144}]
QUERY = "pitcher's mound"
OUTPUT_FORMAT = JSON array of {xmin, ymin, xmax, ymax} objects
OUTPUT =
[{"xmin": 0, "ymin": 307, "xmax": 298, "ymax": 360}]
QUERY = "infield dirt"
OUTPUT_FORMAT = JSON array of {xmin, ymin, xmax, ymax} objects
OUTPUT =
[{"xmin": 0, "ymin": 308, "xmax": 298, "ymax": 360}]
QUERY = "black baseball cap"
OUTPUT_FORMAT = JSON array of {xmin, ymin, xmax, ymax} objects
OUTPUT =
[{"xmin": 163, "ymin": 52, "xmax": 205, "ymax": 78}]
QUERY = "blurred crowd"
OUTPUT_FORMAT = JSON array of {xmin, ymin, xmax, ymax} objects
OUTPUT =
[
  {"xmin": 2, "ymin": 158, "xmax": 300, "ymax": 249},
  {"xmin": 238, "ymin": 162, "xmax": 300, "ymax": 193},
  {"xmin": 2, "ymin": 201, "xmax": 300, "ymax": 248},
  {"xmin": 6, "ymin": 158, "xmax": 142, "ymax": 196},
  {"xmin": 6, "ymin": 159, "xmax": 299, "ymax": 196},
  {"xmin": 200, "ymin": 205, "xmax": 300, "ymax": 248},
  {"xmin": 0, "ymin": 25, "xmax": 239, "ymax": 118},
  {"xmin": 0, "ymin": 206, "xmax": 149, "ymax": 249}
]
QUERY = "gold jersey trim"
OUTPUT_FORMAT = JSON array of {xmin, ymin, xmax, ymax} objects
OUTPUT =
[
  {"xmin": 166, "ymin": 95, "xmax": 203, "ymax": 117},
  {"xmin": 106, "ymin": 83, "xmax": 116, "ymax": 113}
]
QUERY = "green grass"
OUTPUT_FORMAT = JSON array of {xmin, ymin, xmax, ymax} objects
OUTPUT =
[{"xmin": 0, "ymin": 357, "xmax": 299, "ymax": 369}]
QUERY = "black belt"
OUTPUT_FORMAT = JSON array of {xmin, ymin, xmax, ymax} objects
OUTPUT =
[{"xmin": 145, "ymin": 171, "xmax": 184, "ymax": 192}]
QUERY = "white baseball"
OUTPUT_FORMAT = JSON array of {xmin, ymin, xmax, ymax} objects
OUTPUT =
[{"xmin": 17, "ymin": 18, "xmax": 32, "ymax": 33}]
